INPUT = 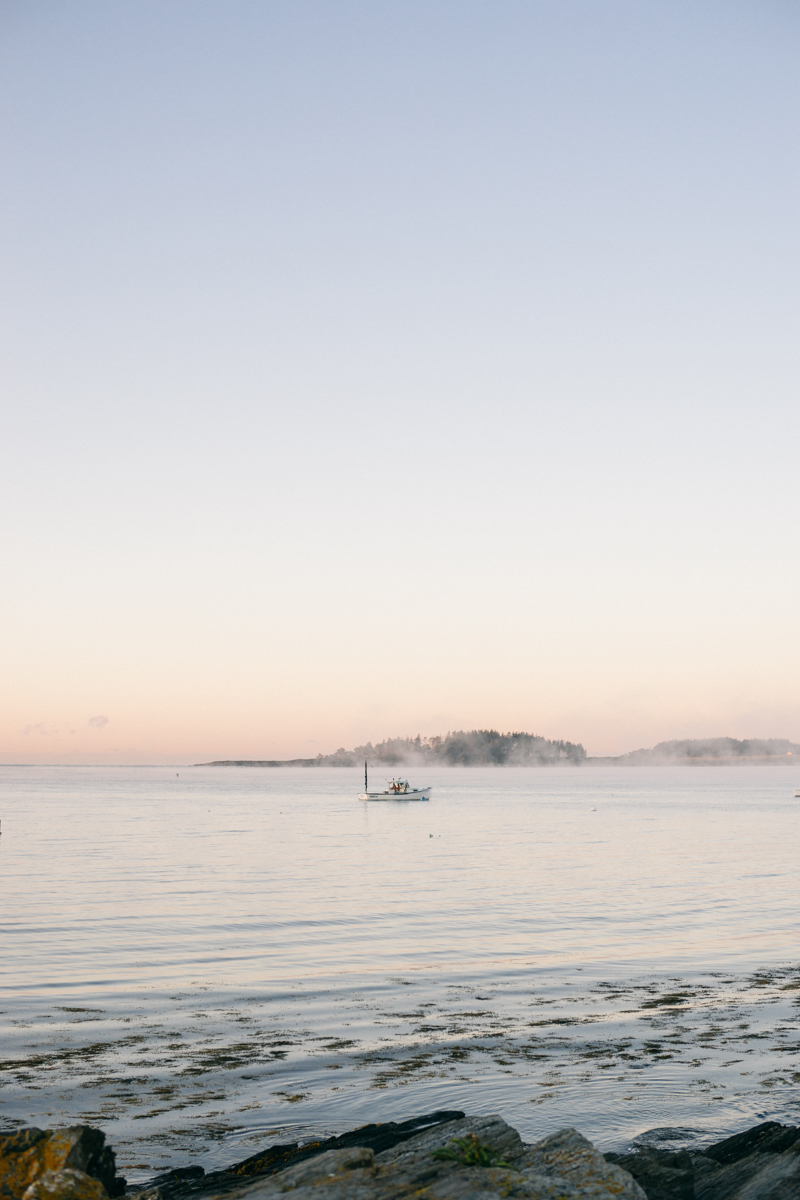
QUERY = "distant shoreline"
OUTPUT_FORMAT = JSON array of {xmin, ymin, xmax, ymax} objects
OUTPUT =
[
  {"xmin": 588, "ymin": 755, "xmax": 798, "ymax": 766},
  {"xmin": 196, "ymin": 755, "xmax": 798, "ymax": 767},
  {"xmin": 195, "ymin": 732, "xmax": 799, "ymax": 768}
]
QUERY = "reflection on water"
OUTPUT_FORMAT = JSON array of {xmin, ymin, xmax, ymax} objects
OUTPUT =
[{"xmin": 1, "ymin": 765, "xmax": 799, "ymax": 1174}]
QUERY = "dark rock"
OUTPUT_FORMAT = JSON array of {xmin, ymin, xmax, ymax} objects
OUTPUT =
[
  {"xmin": 610, "ymin": 1149, "xmax": 694, "ymax": 1200},
  {"xmin": 703, "ymin": 1122, "xmax": 800, "ymax": 1166},
  {"xmin": 187, "ymin": 1118, "xmax": 646, "ymax": 1200},
  {"xmin": 694, "ymin": 1141, "xmax": 800, "ymax": 1200},
  {"xmin": 231, "ymin": 1110, "xmax": 466, "ymax": 1177},
  {"xmin": 689, "ymin": 1154, "xmax": 723, "ymax": 1182},
  {"xmin": 144, "ymin": 1173, "xmax": 204, "ymax": 1190},
  {"xmin": 127, "ymin": 1112, "xmax": 465, "ymax": 1200},
  {"xmin": 375, "ymin": 1115, "xmax": 524, "ymax": 1170},
  {"xmin": 16, "ymin": 1115, "xmax": 800, "ymax": 1200},
  {"xmin": 632, "ymin": 1129, "xmax": 706, "ymax": 1152},
  {"xmin": 602, "ymin": 1122, "xmax": 800, "ymax": 1200}
]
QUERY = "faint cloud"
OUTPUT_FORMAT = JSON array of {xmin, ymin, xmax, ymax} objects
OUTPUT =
[{"xmin": 88, "ymin": 715, "xmax": 109, "ymax": 728}]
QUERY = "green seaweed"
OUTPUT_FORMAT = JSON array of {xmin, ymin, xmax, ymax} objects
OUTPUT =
[{"xmin": 432, "ymin": 1133, "xmax": 516, "ymax": 1170}]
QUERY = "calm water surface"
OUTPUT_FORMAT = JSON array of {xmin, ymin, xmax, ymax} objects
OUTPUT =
[{"xmin": 2, "ymin": 765, "xmax": 800, "ymax": 1176}]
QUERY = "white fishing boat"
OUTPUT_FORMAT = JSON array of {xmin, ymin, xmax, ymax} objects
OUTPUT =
[{"xmin": 358, "ymin": 761, "xmax": 431, "ymax": 801}]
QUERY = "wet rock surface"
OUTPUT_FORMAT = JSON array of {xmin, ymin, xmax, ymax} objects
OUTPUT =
[
  {"xmin": 606, "ymin": 1120, "xmax": 800, "ymax": 1200},
  {"xmin": 703, "ymin": 1122, "xmax": 800, "ymax": 1166},
  {"xmin": 605, "ymin": 1148, "xmax": 694, "ymax": 1200}
]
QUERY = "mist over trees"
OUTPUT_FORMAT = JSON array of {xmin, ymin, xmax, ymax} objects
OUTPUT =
[
  {"xmin": 202, "ymin": 730, "xmax": 585, "ymax": 766},
  {"xmin": 350, "ymin": 730, "xmax": 586, "ymax": 766},
  {"xmin": 291, "ymin": 733, "xmax": 796, "ymax": 767},
  {"xmin": 200, "ymin": 730, "xmax": 586, "ymax": 767},
  {"xmin": 621, "ymin": 737, "xmax": 800, "ymax": 762},
  {"xmin": 203, "ymin": 733, "xmax": 799, "ymax": 767}
]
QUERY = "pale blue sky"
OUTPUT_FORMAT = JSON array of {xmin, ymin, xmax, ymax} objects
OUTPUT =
[{"xmin": 2, "ymin": 1, "xmax": 798, "ymax": 762}]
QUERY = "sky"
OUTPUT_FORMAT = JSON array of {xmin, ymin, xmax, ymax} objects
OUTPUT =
[{"xmin": 1, "ymin": 0, "xmax": 798, "ymax": 764}]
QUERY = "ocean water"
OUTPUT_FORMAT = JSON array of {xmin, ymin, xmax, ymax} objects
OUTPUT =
[{"xmin": 2, "ymin": 764, "xmax": 800, "ymax": 1178}]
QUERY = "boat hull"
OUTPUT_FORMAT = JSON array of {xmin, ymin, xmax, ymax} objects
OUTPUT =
[{"xmin": 358, "ymin": 788, "xmax": 431, "ymax": 801}]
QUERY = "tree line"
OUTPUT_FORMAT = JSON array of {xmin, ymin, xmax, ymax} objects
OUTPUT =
[{"xmin": 329, "ymin": 729, "xmax": 587, "ymax": 766}]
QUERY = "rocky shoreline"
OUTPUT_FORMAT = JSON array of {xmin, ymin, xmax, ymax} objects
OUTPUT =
[{"xmin": 3, "ymin": 1111, "xmax": 800, "ymax": 1200}]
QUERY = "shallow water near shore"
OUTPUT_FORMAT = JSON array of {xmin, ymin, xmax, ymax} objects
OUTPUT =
[{"xmin": 2, "ymin": 765, "xmax": 800, "ymax": 1178}]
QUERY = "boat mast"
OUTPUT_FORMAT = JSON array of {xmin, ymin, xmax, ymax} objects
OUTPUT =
[{"xmin": 364, "ymin": 759, "xmax": 368, "ymax": 792}]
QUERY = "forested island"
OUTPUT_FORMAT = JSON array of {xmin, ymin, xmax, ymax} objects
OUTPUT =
[
  {"xmin": 201, "ymin": 729, "xmax": 587, "ymax": 767},
  {"xmin": 612, "ymin": 736, "xmax": 800, "ymax": 764},
  {"xmin": 199, "ymin": 733, "xmax": 800, "ymax": 768}
]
